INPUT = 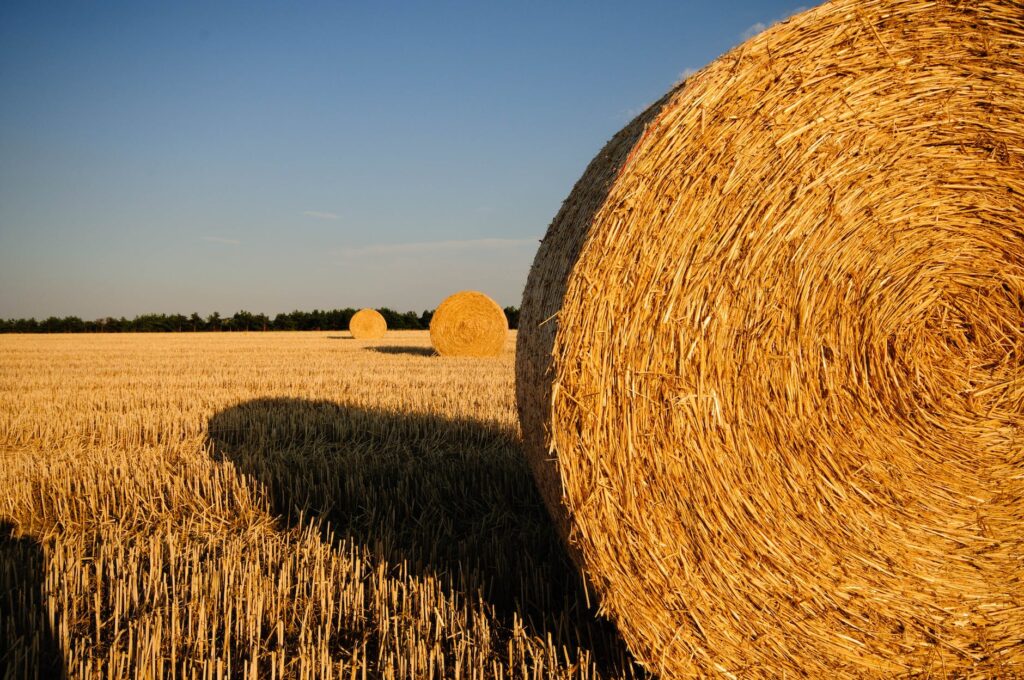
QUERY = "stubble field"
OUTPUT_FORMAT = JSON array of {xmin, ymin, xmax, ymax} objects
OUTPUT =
[{"xmin": 0, "ymin": 331, "xmax": 641, "ymax": 680}]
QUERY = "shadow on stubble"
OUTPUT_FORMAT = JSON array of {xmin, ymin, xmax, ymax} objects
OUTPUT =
[
  {"xmin": 207, "ymin": 398, "xmax": 641, "ymax": 676},
  {"xmin": 0, "ymin": 522, "xmax": 64, "ymax": 679}
]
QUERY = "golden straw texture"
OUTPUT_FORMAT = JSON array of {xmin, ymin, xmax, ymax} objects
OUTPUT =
[
  {"xmin": 516, "ymin": 1, "xmax": 1024, "ymax": 677},
  {"xmin": 348, "ymin": 308, "xmax": 387, "ymax": 340},
  {"xmin": 430, "ymin": 291, "xmax": 508, "ymax": 357}
]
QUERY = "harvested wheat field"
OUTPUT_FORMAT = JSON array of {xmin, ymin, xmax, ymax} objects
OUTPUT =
[
  {"xmin": 518, "ymin": 0, "xmax": 1023, "ymax": 677},
  {"xmin": 0, "ymin": 331, "xmax": 643, "ymax": 679}
]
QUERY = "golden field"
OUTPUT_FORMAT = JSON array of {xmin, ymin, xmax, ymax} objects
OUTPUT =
[{"xmin": 0, "ymin": 331, "xmax": 641, "ymax": 680}]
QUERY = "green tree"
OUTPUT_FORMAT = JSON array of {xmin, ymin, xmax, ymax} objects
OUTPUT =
[
  {"xmin": 503, "ymin": 306, "xmax": 519, "ymax": 329},
  {"xmin": 231, "ymin": 310, "xmax": 255, "ymax": 331}
]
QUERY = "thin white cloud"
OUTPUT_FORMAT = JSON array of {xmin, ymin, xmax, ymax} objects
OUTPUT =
[
  {"xmin": 623, "ymin": 66, "xmax": 700, "ymax": 120},
  {"xmin": 337, "ymin": 237, "xmax": 537, "ymax": 258},
  {"xmin": 623, "ymin": 100, "xmax": 655, "ymax": 120},
  {"xmin": 672, "ymin": 66, "xmax": 700, "ymax": 87},
  {"xmin": 741, "ymin": 6, "xmax": 808, "ymax": 42},
  {"xmin": 741, "ymin": 21, "xmax": 768, "ymax": 41},
  {"xmin": 201, "ymin": 236, "xmax": 241, "ymax": 245},
  {"xmin": 303, "ymin": 210, "xmax": 341, "ymax": 220}
]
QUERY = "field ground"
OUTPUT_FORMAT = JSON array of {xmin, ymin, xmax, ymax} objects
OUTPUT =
[{"xmin": 0, "ymin": 331, "xmax": 642, "ymax": 679}]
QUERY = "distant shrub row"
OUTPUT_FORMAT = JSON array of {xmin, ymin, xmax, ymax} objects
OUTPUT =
[{"xmin": 0, "ymin": 307, "xmax": 521, "ymax": 333}]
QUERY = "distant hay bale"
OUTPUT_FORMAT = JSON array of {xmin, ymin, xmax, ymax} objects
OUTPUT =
[
  {"xmin": 516, "ymin": 1, "xmax": 1024, "ymax": 677},
  {"xmin": 348, "ymin": 308, "xmax": 387, "ymax": 340},
  {"xmin": 429, "ymin": 291, "xmax": 507, "ymax": 357}
]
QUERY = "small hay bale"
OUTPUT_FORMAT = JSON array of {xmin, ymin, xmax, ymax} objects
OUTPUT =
[
  {"xmin": 429, "ymin": 291, "xmax": 507, "ymax": 357},
  {"xmin": 516, "ymin": 0, "xmax": 1024, "ymax": 676},
  {"xmin": 348, "ymin": 308, "xmax": 387, "ymax": 340}
]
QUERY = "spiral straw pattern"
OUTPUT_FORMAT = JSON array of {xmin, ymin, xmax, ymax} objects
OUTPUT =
[
  {"xmin": 516, "ymin": 0, "xmax": 1024, "ymax": 676},
  {"xmin": 430, "ymin": 291, "xmax": 508, "ymax": 357},
  {"xmin": 348, "ymin": 308, "xmax": 387, "ymax": 340}
]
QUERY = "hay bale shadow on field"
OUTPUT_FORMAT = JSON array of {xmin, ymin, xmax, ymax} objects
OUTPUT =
[
  {"xmin": 0, "ymin": 522, "xmax": 64, "ymax": 679},
  {"xmin": 206, "ymin": 398, "xmax": 641, "ymax": 676},
  {"xmin": 366, "ymin": 346, "xmax": 435, "ymax": 357}
]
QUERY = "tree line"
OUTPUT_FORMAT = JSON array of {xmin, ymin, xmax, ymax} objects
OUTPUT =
[{"xmin": 0, "ymin": 306, "xmax": 521, "ymax": 333}]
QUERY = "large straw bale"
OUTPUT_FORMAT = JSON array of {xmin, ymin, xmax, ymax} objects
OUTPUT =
[
  {"xmin": 516, "ymin": 1, "xmax": 1024, "ymax": 676},
  {"xmin": 348, "ymin": 308, "xmax": 387, "ymax": 339},
  {"xmin": 430, "ymin": 291, "xmax": 508, "ymax": 357}
]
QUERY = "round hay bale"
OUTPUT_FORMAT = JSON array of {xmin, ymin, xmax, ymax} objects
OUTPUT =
[
  {"xmin": 516, "ymin": 1, "xmax": 1024, "ymax": 677},
  {"xmin": 430, "ymin": 291, "xmax": 508, "ymax": 357},
  {"xmin": 348, "ymin": 308, "xmax": 387, "ymax": 340}
]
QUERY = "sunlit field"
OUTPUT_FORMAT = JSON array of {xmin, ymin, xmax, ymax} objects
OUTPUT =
[{"xmin": 0, "ymin": 331, "xmax": 642, "ymax": 679}]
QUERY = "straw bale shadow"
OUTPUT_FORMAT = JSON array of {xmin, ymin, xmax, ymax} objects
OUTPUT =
[
  {"xmin": 0, "ymin": 522, "xmax": 64, "ymax": 679},
  {"xmin": 366, "ymin": 346, "xmax": 435, "ymax": 357},
  {"xmin": 325, "ymin": 335, "xmax": 353, "ymax": 340},
  {"xmin": 207, "ymin": 398, "xmax": 640, "ymax": 676}
]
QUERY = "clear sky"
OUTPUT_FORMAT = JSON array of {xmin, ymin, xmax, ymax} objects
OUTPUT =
[{"xmin": 1, "ymin": 1, "xmax": 806, "ymax": 319}]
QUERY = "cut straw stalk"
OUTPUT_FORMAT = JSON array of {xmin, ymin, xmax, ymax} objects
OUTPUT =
[{"xmin": 516, "ymin": 0, "xmax": 1024, "ymax": 676}]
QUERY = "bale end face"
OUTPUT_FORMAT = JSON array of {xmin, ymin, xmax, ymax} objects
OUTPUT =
[
  {"xmin": 516, "ymin": 0, "xmax": 1024, "ymax": 676},
  {"xmin": 430, "ymin": 291, "xmax": 508, "ymax": 357},
  {"xmin": 349, "ymin": 308, "xmax": 387, "ymax": 340}
]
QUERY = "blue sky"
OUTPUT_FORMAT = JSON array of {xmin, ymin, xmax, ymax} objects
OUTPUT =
[{"xmin": 0, "ymin": 1, "xmax": 806, "ymax": 319}]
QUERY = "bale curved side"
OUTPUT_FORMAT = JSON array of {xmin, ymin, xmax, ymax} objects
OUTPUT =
[
  {"xmin": 516, "ymin": 0, "xmax": 1024, "ymax": 677},
  {"xmin": 349, "ymin": 308, "xmax": 387, "ymax": 340},
  {"xmin": 517, "ymin": 93, "xmax": 672, "ymax": 559},
  {"xmin": 430, "ymin": 291, "xmax": 508, "ymax": 357}
]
